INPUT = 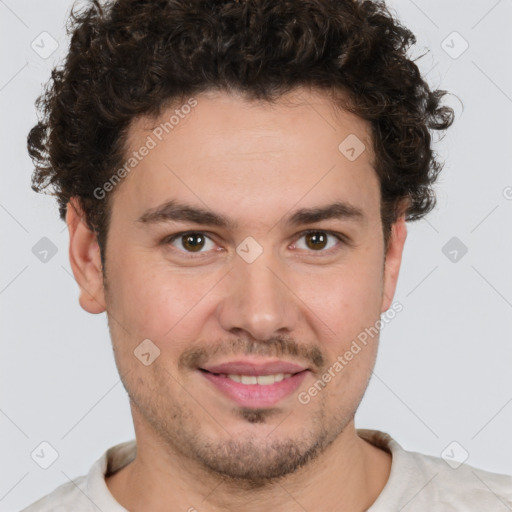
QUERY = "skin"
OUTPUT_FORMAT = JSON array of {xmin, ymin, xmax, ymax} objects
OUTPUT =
[{"xmin": 67, "ymin": 86, "xmax": 407, "ymax": 511}]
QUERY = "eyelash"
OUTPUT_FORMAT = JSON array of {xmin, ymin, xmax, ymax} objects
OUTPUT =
[{"xmin": 162, "ymin": 230, "xmax": 348, "ymax": 259}]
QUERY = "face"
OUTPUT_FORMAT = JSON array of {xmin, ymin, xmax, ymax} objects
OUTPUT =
[{"xmin": 69, "ymin": 87, "xmax": 406, "ymax": 485}]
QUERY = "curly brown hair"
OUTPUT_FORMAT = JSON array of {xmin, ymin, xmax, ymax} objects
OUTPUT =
[{"xmin": 28, "ymin": 0, "xmax": 454, "ymax": 261}]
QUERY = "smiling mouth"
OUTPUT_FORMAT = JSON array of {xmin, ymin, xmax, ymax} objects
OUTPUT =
[{"xmin": 198, "ymin": 368, "xmax": 310, "ymax": 408}]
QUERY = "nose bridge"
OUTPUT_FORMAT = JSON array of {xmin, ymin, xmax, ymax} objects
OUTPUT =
[{"xmin": 217, "ymin": 247, "xmax": 298, "ymax": 340}]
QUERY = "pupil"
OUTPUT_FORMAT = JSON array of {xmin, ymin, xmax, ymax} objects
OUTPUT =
[
  {"xmin": 306, "ymin": 232, "xmax": 327, "ymax": 250},
  {"xmin": 183, "ymin": 233, "xmax": 204, "ymax": 252}
]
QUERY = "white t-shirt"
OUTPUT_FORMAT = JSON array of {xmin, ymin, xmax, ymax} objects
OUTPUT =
[{"xmin": 21, "ymin": 429, "xmax": 512, "ymax": 511}]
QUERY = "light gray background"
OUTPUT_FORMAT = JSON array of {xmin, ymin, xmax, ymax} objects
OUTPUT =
[{"xmin": 1, "ymin": 0, "xmax": 511, "ymax": 510}]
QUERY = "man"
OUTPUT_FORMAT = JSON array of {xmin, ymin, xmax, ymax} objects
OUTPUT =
[{"xmin": 24, "ymin": 0, "xmax": 511, "ymax": 510}]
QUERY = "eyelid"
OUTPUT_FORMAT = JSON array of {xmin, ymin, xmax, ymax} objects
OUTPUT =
[{"xmin": 162, "ymin": 229, "xmax": 349, "ymax": 257}]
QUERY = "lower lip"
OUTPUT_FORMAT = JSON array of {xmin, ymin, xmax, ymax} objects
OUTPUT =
[{"xmin": 200, "ymin": 370, "xmax": 309, "ymax": 408}]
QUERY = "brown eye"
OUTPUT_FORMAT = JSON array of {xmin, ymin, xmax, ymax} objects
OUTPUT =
[
  {"xmin": 304, "ymin": 231, "xmax": 328, "ymax": 250},
  {"xmin": 166, "ymin": 232, "xmax": 215, "ymax": 254},
  {"xmin": 181, "ymin": 233, "xmax": 206, "ymax": 252},
  {"xmin": 294, "ymin": 230, "xmax": 344, "ymax": 254}
]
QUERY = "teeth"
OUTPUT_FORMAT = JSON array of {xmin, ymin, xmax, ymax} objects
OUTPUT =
[{"xmin": 227, "ymin": 373, "xmax": 292, "ymax": 385}]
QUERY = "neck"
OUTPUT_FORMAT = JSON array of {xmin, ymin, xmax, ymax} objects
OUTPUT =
[{"xmin": 106, "ymin": 419, "xmax": 391, "ymax": 512}]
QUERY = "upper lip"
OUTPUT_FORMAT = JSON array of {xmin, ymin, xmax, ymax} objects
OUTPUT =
[{"xmin": 200, "ymin": 360, "xmax": 309, "ymax": 376}]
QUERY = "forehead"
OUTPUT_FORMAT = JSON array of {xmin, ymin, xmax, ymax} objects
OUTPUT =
[
  {"xmin": 113, "ymin": 87, "xmax": 380, "ymax": 229},
  {"xmin": 128, "ymin": 87, "xmax": 373, "ymax": 157}
]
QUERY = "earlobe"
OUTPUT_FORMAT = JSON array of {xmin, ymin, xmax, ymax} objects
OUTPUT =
[
  {"xmin": 381, "ymin": 215, "xmax": 408, "ymax": 313},
  {"xmin": 66, "ymin": 198, "xmax": 106, "ymax": 314}
]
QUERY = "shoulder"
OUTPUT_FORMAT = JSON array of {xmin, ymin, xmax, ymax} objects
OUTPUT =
[
  {"xmin": 20, "ymin": 439, "xmax": 135, "ymax": 512},
  {"xmin": 410, "ymin": 449, "xmax": 512, "ymax": 509},
  {"xmin": 358, "ymin": 429, "xmax": 512, "ymax": 511},
  {"xmin": 20, "ymin": 475, "xmax": 92, "ymax": 512}
]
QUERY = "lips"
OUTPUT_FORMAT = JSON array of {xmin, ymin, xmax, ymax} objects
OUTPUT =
[{"xmin": 199, "ymin": 359, "xmax": 310, "ymax": 408}]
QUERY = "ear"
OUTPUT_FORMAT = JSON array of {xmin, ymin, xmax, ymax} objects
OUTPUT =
[
  {"xmin": 381, "ymin": 214, "xmax": 408, "ymax": 313},
  {"xmin": 66, "ymin": 197, "xmax": 106, "ymax": 314}
]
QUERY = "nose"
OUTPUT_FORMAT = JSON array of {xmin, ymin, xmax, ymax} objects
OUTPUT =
[{"xmin": 216, "ymin": 249, "xmax": 300, "ymax": 342}]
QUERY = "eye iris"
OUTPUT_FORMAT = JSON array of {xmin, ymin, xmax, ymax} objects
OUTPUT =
[
  {"xmin": 305, "ymin": 231, "xmax": 327, "ymax": 250},
  {"xmin": 182, "ymin": 233, "xmax": 205, "ymax": 252}
]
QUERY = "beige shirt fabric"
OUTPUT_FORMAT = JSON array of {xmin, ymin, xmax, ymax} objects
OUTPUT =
[{"xmin": 22, "ymin": 429, "xmax": 512, "ymax": 511}]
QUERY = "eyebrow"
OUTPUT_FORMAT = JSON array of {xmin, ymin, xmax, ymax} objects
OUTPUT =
[{"xmin": 136, "ymin": 199, "xmax": 366, "ymax": 229}]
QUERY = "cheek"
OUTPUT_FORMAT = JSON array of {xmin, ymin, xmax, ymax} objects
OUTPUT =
[
  {"xmin": 310, "ymin": 252, "xmax": 383, "ymax": 339},
  {"xmin": 311, "ymin": 266, "xmax": 383, "ymax": 400},
  {"xmin": 107, "ymin": 251, "xmax": 216, "ymax": 341}
]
